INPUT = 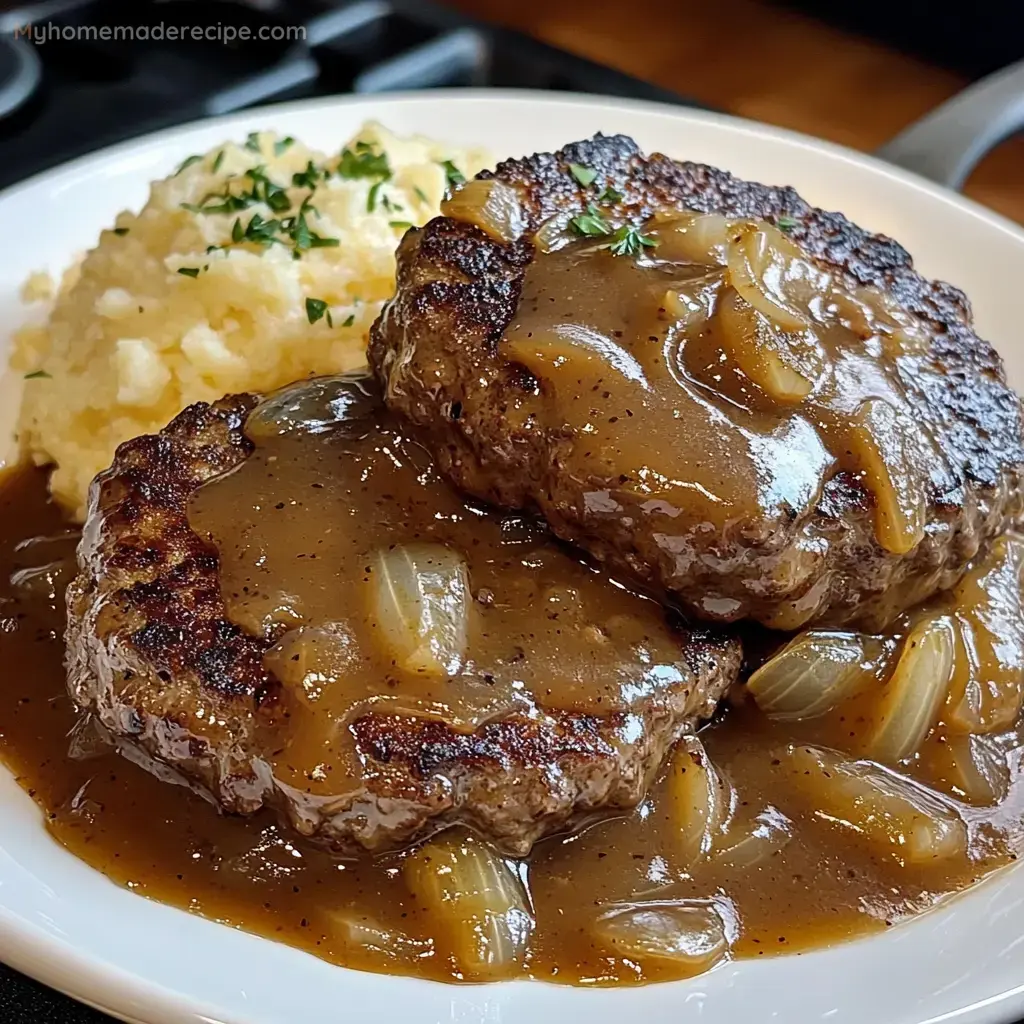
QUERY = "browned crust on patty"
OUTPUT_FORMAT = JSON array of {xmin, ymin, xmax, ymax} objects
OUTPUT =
[
  {"xmin": 369, "ymin": 133, "xmax": 1024, "ymax": 628},
  {"xmin": 66, "ymin": 390, "xmax": 741, "ymax": 854}
]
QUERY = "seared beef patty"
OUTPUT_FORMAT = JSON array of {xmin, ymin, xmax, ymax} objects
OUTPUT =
[
  {"xmin": 65, "ymin": 374, "xmax": 741, "ymax": 856},
  {"xmin": 369, "ymin": 134, "xmax": 1024, "ymax": 630}
]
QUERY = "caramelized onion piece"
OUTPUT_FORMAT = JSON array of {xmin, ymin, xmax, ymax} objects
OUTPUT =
[
  {"xmin": 594, "ymin": 901, "xmax": 728, "ymax": 974},
  {"xmin": 845, "ymin": 398, "xmax": 928, "ymax": 555},
  {"xmin": 920, "ymin": 732, "xmax": 1010, "ymax": 806},
  {"xmin": 441, "ymin": 178, "xmax": 527, "ymax": 243},
  {"xmin": 714, "ymin": 806, "xmax": 793, "ymax": 871},
  {"xmin": 946, "ymin": 534, "xmax": 1024, "ymax": 734},
  {"xmin": 725, "ymin": 221, "xmax": 830, "ymax": 331},
  {"xmin": 781, "ymin": 744, "xmax": 967, "ymax": 865},
  {"xmin": 748, "ymin": 630, "xmax": 886, "ymax": 720},
  {"xmin": 663, "ymin": 272, "xmax": 725, "ymax": 334},
  {"xmin": 534, "ymin": 213, "xmax": 572, "ymax": 253},
  {"xmin": 717, "ymin": 289, "xmax": 822, "ymax": 403},
  {"xmin": 372, "ymin": 544, "xmax": 470, "ymax": 679},
  {"xmin": 653, "ymin": 211, "xmax": 730, "ymax": 266},
  {"xmin": 665, "ymin": 736, "xmax": 730, "ymax": 868},
  {"xmin": 863, "ymin": 615, "xmax": 956, "ymax": 764},
  {"xmin": 402, "ymin": 832, "xmax": 533, "ymax": 979}
]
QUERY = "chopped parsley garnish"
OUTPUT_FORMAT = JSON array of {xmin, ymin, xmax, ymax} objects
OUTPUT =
[
  {"xmin": 389, "ymin": 221, "xmax": 413, "ymax": 230},
  {"xmin": 367, "ymin": 180, "xmax": 384, "ymax": 213},
  {"xmin": 305, "ymin": 297, "xmax": 330, "ymax": 324},
  {"xmin": 230, "ymin": 212, "xmax": 281, "ymax": 248},
  {"xmin": 440, "ymin": 159, "xmax": 465, "ymax": 187},
  {"xmin": 247, "ymin": 166, "xmax": 290, "ymax": 212},
  {"xmin": 777, "ymin": 214, "xmax": 797, "ymax": 232},
  {"xmin": 274, "ymin": 136, "xmax": 296, "ymax": 156},
  {"xmin": 212, "ymin": 150, "xmax": 225, "ymax": 174},
  {"xmin": 24, "ymin": 369, "xmax": 50, "ymax": 379},
  {"xmin": 113, "ymin": 227, "xmax": 129, "ymax": 236},
  {"xmin": 570, "ymin": 203, "xmax": 612, "ymax": 238},
  {"xmin": 177, "ymin": 266, "xmax": 200, "ymax": 278},
  {"xmin": 337, "ymin": 141, "xmax": 391, "ymax": 180},
  {"xmin": 244, "ymin": 132, "xmax": 262, "ymax": 153},
  {"xmin": 182, "ymin": 194, "xmax": 249, "ymax": 216},
  {"xmin": 598, "ymin": 185, "xmax": 624, "ymax": 204},
  {"xmin": 569, "ymin": 163, "xmax": 598, "ymax": 187},
  {"xmin": 283, "ymin": 198, "xmax": 340, "ymax": 253},
  {"xmin": 183, "ymin": 167, "xmax": 339, "ymax": 255},
  {"xmin": 174, "ymin": 154, "xmax": 203, "ymax": 176},
  {"xmin": 292, "ymin": 161, "xmax": 320, "ymax": 190},
  {"xmin": 342, "ymin": 314, "xmax": 356, "ymax": 327},
  {"xmin": 381, "ymin": 194, "xmax": 401, "ymax": 214},
  {"xmin": 413, "ymin": 185, "xmax": 429, "ymax": 204},
  {"xmin": 602, "ymin": 224, "xmax": 658, "ymax": 257}
]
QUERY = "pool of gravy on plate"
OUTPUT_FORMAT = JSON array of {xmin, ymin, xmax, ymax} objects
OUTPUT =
[{"xmin": 1, "ymin": 463, "xmax": 1021, "ymax": 985}]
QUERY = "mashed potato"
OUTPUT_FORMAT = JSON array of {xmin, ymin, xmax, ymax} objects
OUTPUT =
[{"xmin": 11, "ymin": 122, "xmax": 490, "ymax": 519}]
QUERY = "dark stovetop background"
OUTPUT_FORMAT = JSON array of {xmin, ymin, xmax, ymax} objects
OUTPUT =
[{"xmin": 0, "ymin": 1, "xmax": 701, "ymax": 1020}]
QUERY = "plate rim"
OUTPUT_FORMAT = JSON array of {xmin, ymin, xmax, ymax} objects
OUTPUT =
[{"xmin": 3, "ymin": 86, "xmax": 1024, "ymax": 1024}]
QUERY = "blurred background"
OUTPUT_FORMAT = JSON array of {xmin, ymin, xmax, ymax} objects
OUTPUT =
[{"xmin": 1, "ymin": 0, "xmax": 1021, "ymax": 219}]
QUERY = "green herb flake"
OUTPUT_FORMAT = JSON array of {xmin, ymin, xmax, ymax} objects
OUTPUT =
[
  {"xmin": 244, "ymin": 132, "xmax": 263, "ymax": 153},
  {"xmin": 233, "ymin": 212, "xmax": 283, "ymax": 249},
  {"xmin": 598, "ymin": 185, "xmax": 624, "ymax": 204},
  {"xmin": 569, "ymin": 163, "xmax": 598, "ymax": 187},
  {"xmin": 777, "ymin": 214, "xmax": 797, "ymax": 232},
  {"xmin": 413, "ymin": 185, "xmax": 429, "ymax": 204},
  {"xmin": 342, "ymin": 314, "xmax": 356, "ymax": 328},
  {"xmin": 602, "ymin": 224, "xmax": 658, "ymax": 257},
  {"xmin": 367, "ymin": 180, "xmax": 384, "ymax": 213},
  {"xmin": 337, "ymin": 144, "xmax": 391, "ymax": 181},
  {"xmin": 274, "ymin": 136, "xmax": 296, "ymax": 157},
  {"xmin": 212, "ymin": 150, "xmax": 225, "ymax": 174},
  {"xmin": 265, "ymin": 188, "xmax": 291, "ymax": 213},
  {"xmin": 305, "ymin": 297, "xmax": 329, "ymax": 324},
  {"xmin": 389, "ymin": 221, "xmax": 413, "ymax": 231},
  {"xmin": 174, "ymin": 154, "xmax": 203, "ymax": 176},
  {"xmin": 177, "ymin": 267, "xmax": 200, "ymax": 278},
  {"xmin": 440, "ymin": 159, "xmax": 465, "ymax": 187},
  {"xmin": 292, "ymin": 161, "xmax": 320, "ymax": 190},
  {"xmin": 570, "ymin": 203, "xmax": 612, "ymax": 238},
  {"xmin": 24, "ymin": 370, "xmax": 50, "ymax": 380},
  {"xmin": 113, "ymin": 227, "xmax": 130, "ymax": 236}
]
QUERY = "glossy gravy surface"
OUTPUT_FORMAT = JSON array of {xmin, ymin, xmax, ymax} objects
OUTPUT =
[
  {"xmin": 1, "ymin": 465, "xmax": 1021, "ymax": 985},
  {"xmin": 503, "ymin": 214, "xmax": 948, "ymax": 606},
  {"xmin": 187, "ymin": 376, "xmax": 697, "ymax": 799}
]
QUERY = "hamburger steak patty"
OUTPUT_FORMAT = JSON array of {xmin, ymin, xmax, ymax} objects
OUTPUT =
[
  {"xmin": 369, "ymin": 134, "xmax": 1024, "ymax": 630},
  {"xmin": 65, "ymin": 376, "xmax": 742, "ymax": 856}
]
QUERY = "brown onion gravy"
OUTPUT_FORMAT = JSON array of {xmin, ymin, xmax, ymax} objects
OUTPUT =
[
  {"xmin": 501, "ymin": 213, "xmax": 948, "ymax": 624},
  {"xmin": 1, "ymin": 463, "xmax": 1022, "ymax": 985}
]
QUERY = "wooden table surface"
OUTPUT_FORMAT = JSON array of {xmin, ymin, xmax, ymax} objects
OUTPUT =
[{"xmin": 453, "ymin": 0, "xmax": 1024, "ymax": 225}]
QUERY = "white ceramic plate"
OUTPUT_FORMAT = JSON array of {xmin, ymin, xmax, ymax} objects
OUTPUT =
[{"xmin": 3, "ymin": 89, "xmax": 1024, "ymax": 1024}]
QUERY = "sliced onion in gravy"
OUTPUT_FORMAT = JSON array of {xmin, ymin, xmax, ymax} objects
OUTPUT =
[
  {"xmin": 441, "ymin": 178, "xmax": 527, "ymax": 243},
  {"xmin": 717, "ymin": 289, "xmax": 822, "ymax": 403},
  {"xmin": 748, "ymin": 630, "xmax": 887, "ymax": 721},
  {"xmin": 402, "ymin": 832, "xmax": 533, "ymax": 978},
  {"xmin": 781, "ymin": 744, "xmax": 968, "ymax": 865},
  {"xmin": 665, "ymin": 736, "xmax": 731, "ymax": 868},
  {"xmin": 372, "ymin": 543, "xmax": 471, "ymax": 679},
  {"xmin": 593, "ymin": 901, "xmax": 729, "ymax": 973},
  {"xmin": 726, "ymin": 221, "xmax": 830, "ymax": 332},
  {"xmin": 844, "ymin": 398, "xmax": 928, "ymax": 555},
  {"xmin": 863, "ymin": 614, "xmax": 956, "ymax": 764}
]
